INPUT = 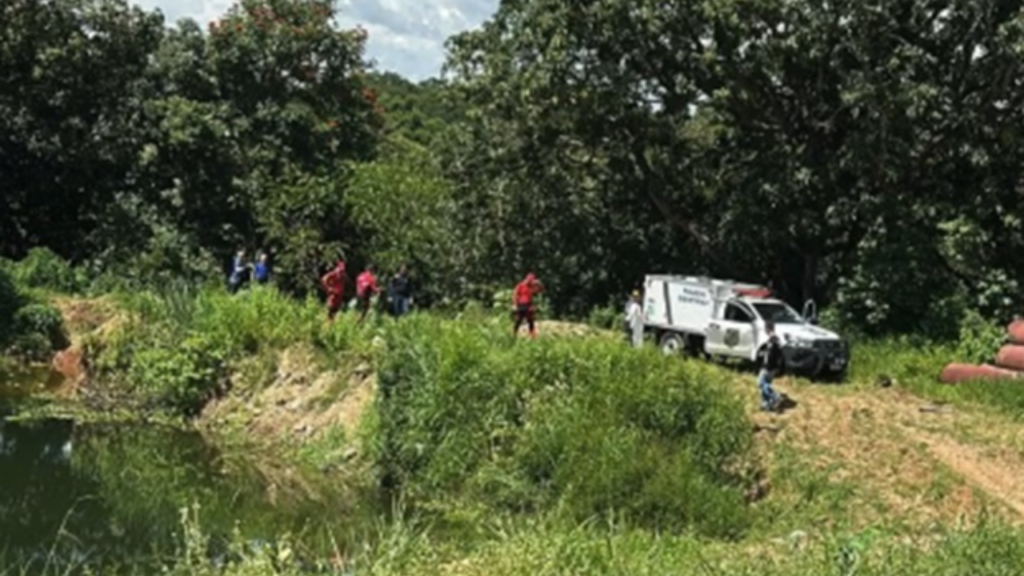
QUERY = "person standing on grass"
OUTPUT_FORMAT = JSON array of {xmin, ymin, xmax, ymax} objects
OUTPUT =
[
  {"xmin": 228, "ymin": 248, "xmax": 251, "ymax": 294},
  {"xmin": 321, "ymin": 260, "xmax": 347, "ymax": 322},
  {"xmin": 355, "ymin": 265, "xmax": 380, "ymax": 324},
  {"xmin": 512, "ymin": 272, "xmax": 543, "ymax": 338},
  {"xmin": 254, "ymin": 251, "xmax": 271, "ymax": 285},
  {"xmin": 757, "ymin": 322, "xmax": 784, "ymax": 412},
  {"xmin": 388, "ymin": 264, "xmax": 412, "ymax": 318},
  {"xmin": 624, "ymin": 290, "xmax": 645, "ymax": 348}
]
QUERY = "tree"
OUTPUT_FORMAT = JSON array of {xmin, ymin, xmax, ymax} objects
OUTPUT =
[
  {"xmin": 0, "ymin": 0, "xmax": 164, "ymax": 261},
  {"xmin": 141, "ymin": 0, "xmax": 384, "ymax": 290},
  {"xmin": 443, "ymin": 0, "xmax": 1024, "ymax": 327}
]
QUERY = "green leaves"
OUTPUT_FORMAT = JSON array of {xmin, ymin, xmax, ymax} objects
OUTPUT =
[
  {"xmin": 442, "ymin": 0, "xmax": 1024, "ymax": 329},
  {"xmin": 344, "ymin": 139, "xmax": 455, "ymax": 277}
]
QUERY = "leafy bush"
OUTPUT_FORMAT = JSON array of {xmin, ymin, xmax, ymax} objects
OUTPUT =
[
  {"xmin": 955, "ymin": 310, "xmax": 1005, "ymax": 364},
  {"xmin": 0, "ymin": 267, "xmax": 22, "ymax": 347},
  {"xmin": 0, "ymin": 267, "xmax": 66, "ymax": 357},
  {"xmin": 13, "ymin": 302, "xmax": 69, "ymax": 352},
  {"xmin": 7, "ymin": 333, "xmax": 55, "ymax": 362},
  {"xmin": 10, "ymin": 247, "xmax": 82, "ymax": 293},
  {"xmin": 129, "ymin": 333, "xmax": 229, "ymax": 416},
  {"xmin": 372, "ymin": 315, "xmax": 753, "ymax": 537}
]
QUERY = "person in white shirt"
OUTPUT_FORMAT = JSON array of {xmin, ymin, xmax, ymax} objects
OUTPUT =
[{"xmin": 624, "ymin": 290, "xmax": 645, "ymax": 348}]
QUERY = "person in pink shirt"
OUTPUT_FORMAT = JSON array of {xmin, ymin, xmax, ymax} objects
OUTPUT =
[{"xmin": 355, "ymin": 265, "xmax": 380, "ymax": 324}]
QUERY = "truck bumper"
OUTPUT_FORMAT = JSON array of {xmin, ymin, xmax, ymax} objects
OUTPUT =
[{"xmin": 782, "ymin": 344, "xmax": 849, "ymax": 376}]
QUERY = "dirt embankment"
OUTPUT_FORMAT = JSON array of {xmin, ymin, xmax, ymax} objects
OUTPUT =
[
  {"xmin": 199, "ymin": 345, "xmax": 375, "ymax": 454},
  {"xmin": 49, "ymin": 296, "xmax": 123, "ymax": 396},
  {"xmin": 44, "ymin": 298, "xmax": 375, "ymax": 452}
]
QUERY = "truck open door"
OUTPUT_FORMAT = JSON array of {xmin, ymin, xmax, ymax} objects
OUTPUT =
[{"xmin": 704, "ymin": 301, "xmax": 758, "ymax": 359}]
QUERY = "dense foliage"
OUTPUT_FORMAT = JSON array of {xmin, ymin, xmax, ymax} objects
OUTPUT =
[
  {"xmin": 0, "ymin": 253, "xmax": 68, "ymax": 359},
  {"xmin": 5, "ymin": 0, "xmax": 1024, "ymax": 330},
  {"xmin": 441, "ymin": 0, "xmax": 1024, "ymax": 331}
]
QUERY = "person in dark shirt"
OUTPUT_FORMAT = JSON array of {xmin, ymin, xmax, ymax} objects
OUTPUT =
[
  {"xmin": 228, "ymin": 249, "xmax": 251, "ymax": 294},
  {"xmin": 388, "ymin": 265, "xmax": 412, "ymax": 318},
  {"xmin": 757, "ymin": 322, "xmax": 784, "ymax": 412}
]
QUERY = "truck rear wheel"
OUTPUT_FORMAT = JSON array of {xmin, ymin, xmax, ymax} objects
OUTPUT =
[{"xmin": 659, "ymin": 333, "xmax": 685, "ymax": 357}]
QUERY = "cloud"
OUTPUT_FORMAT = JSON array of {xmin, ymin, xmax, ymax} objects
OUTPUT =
[{"xmin": 132, "ymin": 0, "xmax": 496, "ymax": 80}]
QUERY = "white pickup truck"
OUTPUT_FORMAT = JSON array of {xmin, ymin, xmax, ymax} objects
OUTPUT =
[{"xmin": 642, "ymin": 275, "xmax": 849, "ymax": 378}]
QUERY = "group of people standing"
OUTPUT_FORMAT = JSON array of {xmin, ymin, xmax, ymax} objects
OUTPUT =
[
  {"xmin": 228, "ymin": 249, "xmax": 272, "ymax": 293},
  {"xmin": 225, "ymin": 249, "xmax": 413, "ymax": 324},
  {"xmin": 319, "ymin": 260, "xmax": 412, "ymax": 324}
]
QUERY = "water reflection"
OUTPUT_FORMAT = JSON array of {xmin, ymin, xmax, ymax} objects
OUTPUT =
[{"xmin": 0, "ymin": 405, "xmax": 360, "ymax": 574}]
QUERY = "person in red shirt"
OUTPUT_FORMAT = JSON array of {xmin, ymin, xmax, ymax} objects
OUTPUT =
[
  {"xmin": 512, "ymin": 272, "xmax": 544, "ymax": 338},
  {"xmin": 321, "ymin": 261, "xmax": 347, "ymax": 322},
  {"xmin": 355, "ymin": 265, "xmax": 380, "ymax": 324}
]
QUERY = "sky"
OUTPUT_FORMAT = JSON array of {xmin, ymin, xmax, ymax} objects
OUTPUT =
[{"xmin": 132, "ymin": 0, "xmax": 498, "ymax": 81}]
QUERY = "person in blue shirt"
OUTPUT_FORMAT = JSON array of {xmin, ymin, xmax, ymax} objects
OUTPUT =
[
  {"xmin": 254, "ymin": 251, "xmax": 271, "ymax": 285},
  {"xmin": 228, "ymin": 249, "xmax": 251, "ymax": 294}
]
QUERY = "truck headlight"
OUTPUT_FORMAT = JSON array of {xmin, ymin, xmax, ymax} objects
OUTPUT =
[{"xmin": 786, "ymin": 337, "xmax": 813, "ymax": 348}]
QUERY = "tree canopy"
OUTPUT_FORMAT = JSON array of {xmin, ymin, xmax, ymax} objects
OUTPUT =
[{"xmin": 3, "ymin": 0, "xmax": 1024, "ymax": 334}]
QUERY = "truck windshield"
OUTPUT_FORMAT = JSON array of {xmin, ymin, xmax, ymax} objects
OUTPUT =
[{"xmin": 752, "ymin": 303, "xmax": 805, "ymax": 324}]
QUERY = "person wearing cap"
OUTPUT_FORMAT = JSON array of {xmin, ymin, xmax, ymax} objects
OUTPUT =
[
  {"xmin": 321, "ymin": 260, "xmax": 347, "ymax": 321},
  {"xmin": 512, "ymin": 272, "xmax": 544, "ymax": 338},
  {"xmin": 624, "ymin": 290, "xmax": 645, "ymax": 348}
]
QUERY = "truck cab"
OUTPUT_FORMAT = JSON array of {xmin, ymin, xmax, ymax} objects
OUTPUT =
[{"xmin": 642, "ymin": 275, "xmax": 849, "ymax": 378}]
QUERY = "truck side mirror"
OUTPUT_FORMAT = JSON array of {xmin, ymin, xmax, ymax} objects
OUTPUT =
[{"xmin": 802, "ymin": 299, "xmax": 818, "ymax": 325}]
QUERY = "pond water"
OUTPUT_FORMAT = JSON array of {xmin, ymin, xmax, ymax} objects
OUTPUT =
[{"xmin": 0, "ymin": 366, "xmax": 381, "ymax": 574}]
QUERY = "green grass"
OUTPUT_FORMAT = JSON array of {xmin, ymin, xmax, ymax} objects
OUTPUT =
[
  {"xmin": 10, "ymin": 272, "xmax": 1024, "ymax": 575},
  {"xmin": 848, "ymin": 337, "xmax": 1024, "ymax": 421},
  {"xmin": 371, "ymin": 313, "xmax": 754, "ymax": 538}
]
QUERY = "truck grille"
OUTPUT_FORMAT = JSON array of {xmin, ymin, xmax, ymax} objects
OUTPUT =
[{"xmin": 814, "ymin": 340, "xmax": 846, "ymax": 352}]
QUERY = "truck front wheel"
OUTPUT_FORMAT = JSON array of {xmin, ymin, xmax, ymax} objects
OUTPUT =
[{"xmin": 659, "ymin": 333, "xmax": 685, "ymax": 357}]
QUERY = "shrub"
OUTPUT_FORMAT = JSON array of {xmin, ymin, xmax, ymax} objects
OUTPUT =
[
  {"xmin": 13, "ymin": 302, "xmax": 69, "ymax": 352},
  {"xmin": 955, "ymin": 310, "xmax": 1005, "ymax": 364},
  {"xmin": 10, "ymin": 247, "xmax": 81, "ymax": 293},
  {"xmin": 372, "ymin": 315, "xmax": 753, "ymax": 537},
  {"xmin": 129, "ymin": 332, "xmax": 229, "ymax": 416},
  {"xmin": 0, "ymin": 267, "xmax": 22, "ymax": 347},
  {"xmin": 7, "ymin": 333, "xmax": 54, "ymax": 362}
]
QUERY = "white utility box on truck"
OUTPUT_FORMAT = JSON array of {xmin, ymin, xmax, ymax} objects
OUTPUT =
[{"xmin": 643, "ymin": 275, "xmax": 849, "ymax": 377}]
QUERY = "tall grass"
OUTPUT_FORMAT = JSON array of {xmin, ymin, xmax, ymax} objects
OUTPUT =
[
  {"xmin": 371, "ymin": 314, "xmax": 754, "ymax": 538},
  {"xmin": 88, "ymin": 285, "xmax": 374, "ymax": 415}
]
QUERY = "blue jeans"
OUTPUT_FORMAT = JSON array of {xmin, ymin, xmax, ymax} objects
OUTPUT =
[
  {"xmin": 758, "ymin": 369, "xmax": 780, "ymax": 410},
  {"xmin": 391, "ymin": 296, "xmax": 410, "ymax": 317}
]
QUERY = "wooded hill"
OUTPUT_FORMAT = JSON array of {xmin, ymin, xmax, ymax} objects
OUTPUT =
[{"xmin": 4, "ymin": 0, "xmax": 1024, "ymax": 335}]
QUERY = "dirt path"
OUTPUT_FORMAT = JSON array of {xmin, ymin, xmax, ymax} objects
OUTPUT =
[{"xmin": 754, "ymin": 378, "xmax": 1024, "ymax": 526}]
